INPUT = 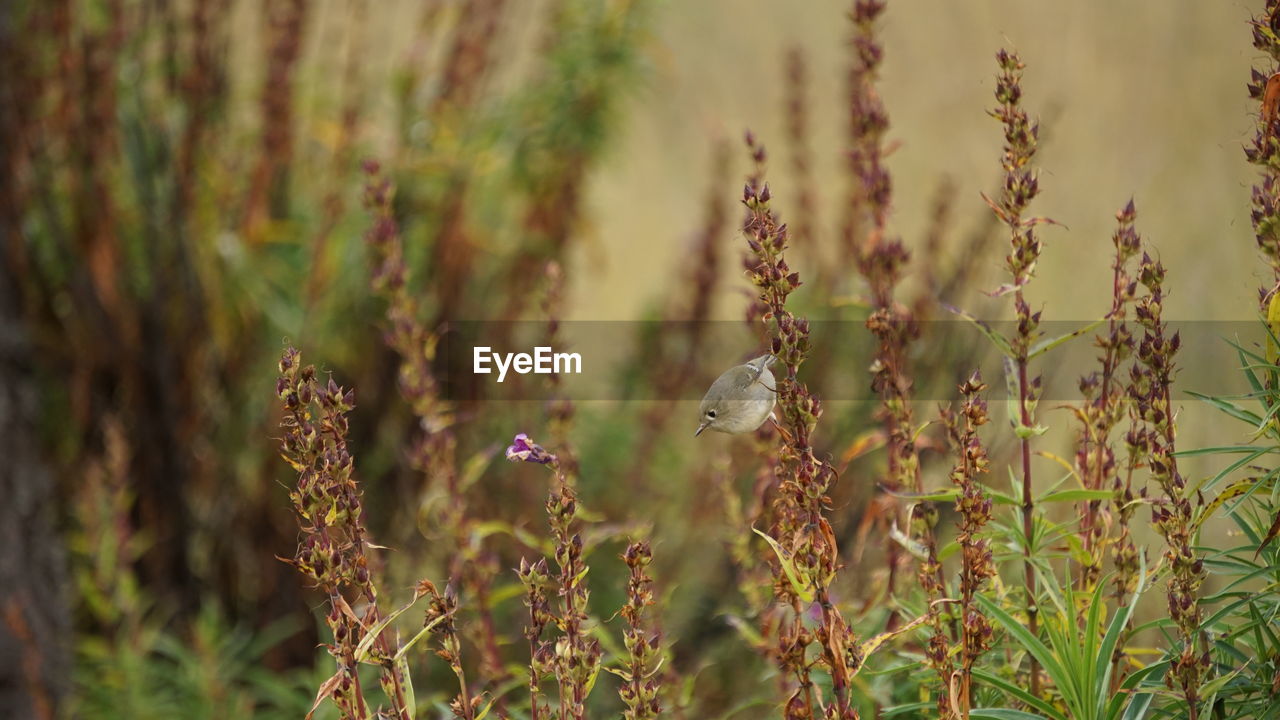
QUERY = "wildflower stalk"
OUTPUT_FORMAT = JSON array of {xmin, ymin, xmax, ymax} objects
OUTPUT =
[
  {"xmin": 843, "ymin": 0, "xmax": 950, "ymax": 705},
  {"xmin": 742, "ymin": 133, "xmax": 859, "ymax": 720},
  {"xmin": 618, "ymin": 541, "xmax": 663, "ymax": 719},
  {"xmin": 1247, "ymin": 1, "xmax": 1280, "ymax": 302},
  {"xmin": 275, "ymin": 347, "xmax": 413, "ymax": 720},
  {"xmin": 421, "ymin": 580, "xmax": 479, "ymax": 720},
  {"xmin": 986, "ymin": 48, "xmax": 1047, "ymax": 697},
  {"xmin": 1132, "ymin": 251, "xmax": 1205, "ymax": 717},
  {"xmin": 1112, "ymin": 237, "xmax": 1158, "ymax": 618},
  {"xmin": 942, "ymin": 373, "xmax": 995, "ymax": 720},
  {"xmin": 304, "ymin": 0, "xmax": 367, "ymax": 311},
  {"xmin": 245, "ymin": 0, "xmax": 307, "ymax": 237},
  {"xmin": 517, "ymin": 555, "xmax": 553, "ymax": 720},
  {"xmin": 363, "ymin": 163, "xmax": 509, "ymax": 696},
  {"xmin": 841, "ymin": 0, "xmax": 891, "ymax": 267},
  {"xmin": 1074, "ymin": 202, "xmax": 1139, "ymax": 589},
  {"xmin": 507, "ymin": 434, "xmax": 602, "ymax": 720}
]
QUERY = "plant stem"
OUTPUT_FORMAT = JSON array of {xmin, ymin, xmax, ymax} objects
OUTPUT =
[{"xmin": 1016, "ymin": 350, "xmax": 1039, "ymax": 698}]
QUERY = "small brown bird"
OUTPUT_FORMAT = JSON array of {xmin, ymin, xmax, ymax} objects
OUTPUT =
[{"xmin": 695, "ymin": 354, "xmax": 777, "ymax": 436}]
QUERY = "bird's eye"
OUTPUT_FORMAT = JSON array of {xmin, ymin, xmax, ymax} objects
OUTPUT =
[{"xmin": 707, "ymin": 410, "xmax": 717, "ymax": 419}]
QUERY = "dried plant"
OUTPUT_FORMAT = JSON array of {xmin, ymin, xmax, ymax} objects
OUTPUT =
[
  {"xmin": 245, "ymin": 0, "xmax": 308, "ymax": 238},
  {"xmin": 985, "ymin": 47, "xmax": 1049, "ymax": 697},
  {"xmin": 616, "ymin": 541, "xmax": 664, "ymax": 719},
  {"xmin": 742, "ymin": 133, "xmax": 861, "ymax": 719},
  {"xmin": 1248, "ymin": 1, "xmax": 1280, "ymax": 302},
  {"xmin": 941, "ymin": 374, "xmax": 995, "ymax": 719},
  {"xmin": 841, "ymin": 0, "xmax": 891, "ymax": 272},
  {"xmin": 275, "ymin": 347, "xmax": 416, "ymax": 719},
  {"xmin": 1073, "ymin": 201, "xmax": 1139, "ymax": 590},
  {"xmin": 1131, "ymin": 250, "xmax": 1205, "ymax": 717},
  {"xmin": 507, "ymin": 433, "xmax": 602, "ymax": 720},
  {"xmin": 362, "ymin": 162, "xmax": 513, "ymax": 698},
  {"xmin": 840, "ymin": 2, "xmax": 952, "ymax": 710}
]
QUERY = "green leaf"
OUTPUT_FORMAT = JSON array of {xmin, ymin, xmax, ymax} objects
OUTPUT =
[
  {"xmin": 396, "ymin": 654, "xmax": 417, "ymax": 717},
  {"xmin": 975, "ymin": 594, "xmax": 1075, "ymax": 706},
  {"xmin": 879, "ymin": 486, "xmax": 961, "ymax": 502},
  {"xmin": 1118, "ymin": 693, "xmax": 1154, "ymax": 720},
  {"xmin": 1174, "ymin": 445, "xmax": 1273, "ymax": 457},
  {"xmin": 1191, "ymin": 446, "xmax": 1271, "ymax": 496},
  {"xmin": 752, "ymin": 527, "xmax": 813, "ymax": 602},
  {"xmin": 459, "ymin": 447, "xmax": 498, "ymax": 493},
  {"xmin": 987, "ymin": 487, "xmax": 1020, "ymax": 506},
  {"xmin": 972, "ymin": 710, "xmax": 1052, "ymax": 720},
  {"xmin": 944, "ymin": 303, "xmax": 1016, "ymax": 357},
  {"xmin": 355, "ymin": 591, "xmax": 431, "ymax": 663},
  {"xmin": 1187, "ymin": 391, "xmax": 1263, "ymax": 428},
  {"xmin": 856, "ymin": 607, "xmax": 937, "ymax": 665},
  {"xmin": 1112, "ymin": 660, "xmax": 1167, "ymax": 720},
  {"xmin": 1039, "ymin": 489, "xmax": 1114, "ymax": 503},
  {"xmin": 1014, "ymin": 422, "xmax": 1050, "ymax": 439},
  {"xmin": 937, "ymin": 539, "xmax": 961, "ymax": 562},
  {"xmin": 1028, "ymin": 317, "xmax": 1105, "ymax": 359},
  {"xmin": 393, "ymin": 611, "xmax": 450, "ymax": 663},
  {"xmin": 972, "ymin": 668, "xmax": 1067, "ymax": 720},
  {"xmin": 582, "ymin": 659, "xmax": 603, "ymax": 698},
  {"xmin": 881, "ymin": 702, "xmax": 934, "ymax": 717},
  {"xmin": 1096, "ymin": 558, "xmax": 1148, "ymax": 717}
]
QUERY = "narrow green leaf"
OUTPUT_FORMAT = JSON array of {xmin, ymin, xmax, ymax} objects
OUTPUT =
[
  {"xmin": 976, "ymin": 594, "xmax": 1075, "ymax": 703},
  {"xmin": 1028, "ymin": 317, "xmax": 1105, "ymax": 359},
  {"xmin": 355, "ymin": 591, "xmax": 430, "ymax": 663},
  {"xmin": 392, "ymin": 612, "xmax": 450, "ymax": 663},
  {"xmin": 971, "ymin": 668, "xmax": 1067, "ymax": 720},
  {"xmin": 396, "ymin": 655, "xmax": 417, "ymax": 717},
  {"xmin": 879, "ymin": 486, "xmax": 961, "ymax": 502},
  {"xmin": 1096, "ymin": 558, "xmax": 1148, "ymax": 712},
  {"xmin": 1118, "ymin": 693, "xmax": 1154, "ymax": 720},
  {"xmin": 1039, "ymin": 489, "xmax": 1114, "ymax": 503},
  {"xmin": 1187, "ymin": 391, "xmax": 1263, "ymax": 427},
  {"xmin": 943, "ymin": 303, "xmax": 1015, "ymax": 357},
  {"xmin": 971, "ymin": 710, "xmax": 1050, "ymax": 720},
  {"xmin": 881, "ymin": 702, "xmax": 934, "ymax": 717}
]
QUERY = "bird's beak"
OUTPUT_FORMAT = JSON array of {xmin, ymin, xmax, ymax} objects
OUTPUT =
[{"xmin": 695, "ymin": 422, "xmax": 708, "ymax": 437}]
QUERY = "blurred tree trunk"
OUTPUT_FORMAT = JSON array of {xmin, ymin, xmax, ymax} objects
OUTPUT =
[
  {"xmin": 0, "ymin": 276, "xmax": 70, "ymax": 719},
  {"xmin": 0, "ymin": 6, "xmax": 71, "ymax": 715}
]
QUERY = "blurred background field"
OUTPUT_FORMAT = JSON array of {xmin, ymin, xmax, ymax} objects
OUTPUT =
[
  {"xmin": 0, "ymin": 0, "xmax": 1273, "ymax": 718},
  {"xmin": 589, "ymin": 1, "xmax": 1261, "ymax": 321}
]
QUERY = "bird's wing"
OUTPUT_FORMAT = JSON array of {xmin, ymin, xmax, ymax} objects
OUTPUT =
[{"xmin": 739, "ymin": 363, "xmax": 762, "ymax": 387}]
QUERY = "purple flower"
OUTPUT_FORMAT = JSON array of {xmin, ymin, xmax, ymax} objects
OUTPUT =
[{"xmin": 505, "ymin": 433, "xmax": 557, "ymax": 465}]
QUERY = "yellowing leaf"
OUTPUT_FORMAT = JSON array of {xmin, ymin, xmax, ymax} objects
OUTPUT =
[
  {"xmin": 855, "ymin": 602, "xmax": 948, "ymax": 666},
  {"xmin": 752, "ymin": 527, "xmax": 813, "ymax": 603},
  {"xmin": 1266, "ymin": 291, "xmax": 1280, "ymax": 365},
  {"xmin": 1193, "ymin": 478, "xmax": 1256, "ymax": 532},
  {"xmin": 305, "ymin": 672, "xmax": 344, "ymax": 720}
]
